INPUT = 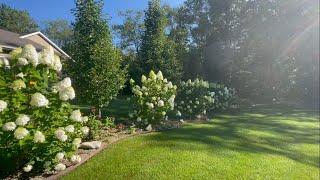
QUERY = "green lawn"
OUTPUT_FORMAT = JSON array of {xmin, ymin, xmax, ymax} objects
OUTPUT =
[{"xmin": 63, "ymin": 105, "xmax": 319, "ymax": 180}]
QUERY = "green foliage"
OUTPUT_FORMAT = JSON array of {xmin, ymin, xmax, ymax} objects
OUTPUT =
[
  {"xmin": 175, "ymin": 79, "xmax": 214, "ymax": 118},
  {"xmin": 67, "ymin": 0, "xmax": 127, "ymax": 109},
  {"xmin": 0, "ymin": 3, "xmax": 38, "ymax": 33},
  {"xmin": 138, "ymin": 0, "xmax": 182, "ymax": 83},
  {"xmin": 42, "ymin": 19, "xmax": 73, "ymax": 48},
  {"xmin": 0, "ymin": 45, "xmax": 89, "ymax": 176},
  {"xmin": 84, "ymin": 116, "xmax": 103, "ymax": 141},
  {"xmin": 129, "ymin": 70, "xmax": 177, "ymax": 127}
]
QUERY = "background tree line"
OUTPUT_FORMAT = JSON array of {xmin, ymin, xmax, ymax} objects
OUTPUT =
[{"xmin": 0, "ymin": 0, "xmax": 318, "ymax": 106}]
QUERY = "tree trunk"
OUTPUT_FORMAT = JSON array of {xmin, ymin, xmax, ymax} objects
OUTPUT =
[{"xmin": 98, "ymin": 108, "xmax": 102, "ymax": 119}]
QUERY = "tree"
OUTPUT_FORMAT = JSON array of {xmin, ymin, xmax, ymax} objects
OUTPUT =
[
  {"xmin": 138, "ymin": 0, "xmax": 182, "ymax": 83},
  {"xmin": 68, "ymin": 0, "xmax": 127, "ymax": 116},
  {"xmin": 42, "ymin": 19, "xmax": 73, "ymax": 48},
  {"xmin": 0, "ymin": 3, "xmax": 38, "ymax": 33},
  {"xmin": 113, "ymin": 10, "xmax": 144, "ymax": 53}
]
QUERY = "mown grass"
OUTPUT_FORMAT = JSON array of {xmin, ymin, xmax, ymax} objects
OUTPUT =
[{"xmin": 63, "ymin": 105, "xmax": 319, "ymax": 180}]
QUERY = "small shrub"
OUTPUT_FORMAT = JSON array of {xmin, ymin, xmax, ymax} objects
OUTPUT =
[
  {"xmin": 175, "ymin": 79, "xmax": 215, "ymax": 119},
  {"xmin": 0, "ymin": 45, "xmax": 90, "ymax": 176},
  {"xmin": 129, "ymin": 70, "xmax": 177, "ymax": 127}
]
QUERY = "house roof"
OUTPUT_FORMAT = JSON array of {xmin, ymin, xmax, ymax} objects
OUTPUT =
[{"xmin": 0, "ymin": 29, "xmax": 70, "ymax": 59}]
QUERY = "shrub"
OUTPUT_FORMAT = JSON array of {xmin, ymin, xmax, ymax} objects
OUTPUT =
[
  {"xmin": 0, "ymin": 45, "xmax": 90, "ymax": 176},
  {"xmin": 129, "ymin": 70, "xmax": 177, "ymax": 127},
  {"xmin": 209, "ymin": 83, "xmax": 236, "ymax": 110},
  {"xmin": 175, "ymin": 79, "xmax": 215, "ymax": 119}
]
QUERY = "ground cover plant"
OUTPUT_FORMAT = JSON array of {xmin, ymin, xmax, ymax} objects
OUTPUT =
[{"xmin": 62, "ymin": 105, "xmax": 320, "ymax": 180}]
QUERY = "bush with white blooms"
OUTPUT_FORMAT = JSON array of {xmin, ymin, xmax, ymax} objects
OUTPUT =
[
  {"xmin": 175, "ymin": 79, "xmax": 215, "ymax": 119},
  {"xmin": 129, "ymin": 70, "xmax": 177, "ymax": 127},
  {"xmin": 0, "ymin": 45, "xmax": 89, "ymax": 175},
  {"xmin": 209, "ymin": 83, "xmax": 236, "ymax": 110}
]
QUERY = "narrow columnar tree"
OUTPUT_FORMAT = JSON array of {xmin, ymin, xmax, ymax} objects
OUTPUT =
[
  {"xmin": 68, "ymin": 0, "xmax": 127, "ymax": 116},
  {"xmin": 138, "ymin": 0, "xmax": 182, "ymax": 83}
]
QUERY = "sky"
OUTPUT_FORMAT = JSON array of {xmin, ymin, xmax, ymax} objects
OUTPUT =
[{"xmin": 0, "ymin": 0, "xmax": 186, "ymax": 25}]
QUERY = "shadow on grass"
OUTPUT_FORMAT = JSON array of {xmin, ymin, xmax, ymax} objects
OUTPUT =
[{"xmin": 146, "ymin": 107, "xmax": 320, "ymax": 168}]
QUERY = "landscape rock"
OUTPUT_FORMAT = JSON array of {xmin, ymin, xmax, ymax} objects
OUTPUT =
[
  {"xmin": 145, "ymin": 124, "xmax": 152, "ymax": 131},
  {"xmin": 79, "ymin": 141, "xmax": 102, "ymax": 149}
]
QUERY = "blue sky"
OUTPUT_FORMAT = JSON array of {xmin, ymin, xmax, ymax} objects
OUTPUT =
[{"xmin": 1, "ymin": 0, "xmax": 186, "ymax": 25}]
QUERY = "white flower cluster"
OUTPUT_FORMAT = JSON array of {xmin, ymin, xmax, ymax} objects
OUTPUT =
[
  {"xmin": 70, "ymin": 154, "xmax": 81, "ymax": 164},
  {"xmin": 176, "ymin": 79, "xmax": 214, "ymax": 118},
  {"xmin": 30, "ymin": 93, "xmax": 49, "ymax": 107},
  {"xmin": 14, "ymin": 127, "xmax": 29, "ymax": 140},
  {"xmin": 55, "ymin": 128, "xmax": 68, "ymax": 142},
  {"xmin": 15, "ymin": 114, "xmax": 30, "ymax": 126},
  {"xmin": 34, "ymin": 131, "xmax": 45, "ymax": 143},
  {"xmin": 21, "ymin": 44, "xmax": 38, "ymax": 67},
  {"xmin": 19, "ymin": 45, "xmax": 62, "ymax": 72},
  {"xmin": 210, "ymin": 83, "xmax": 235, "ymax": 110},
  {"xmin": 10, "ymin": 79, "xmax": 26, "ymax": 91},
  {"xmin": 70, "ymin": 109, "xmax": 88, "ymax": 123},
  {"xmin": 0, "ymin": 100, "xmax": 8, "ymax": 112},
  {"xmin": 55, "ymin": 77, "xmax": 75, "ymax": 101},
  {"xmin": 130, "ymin": 70, "xmax": 177, "ymax": 125}
]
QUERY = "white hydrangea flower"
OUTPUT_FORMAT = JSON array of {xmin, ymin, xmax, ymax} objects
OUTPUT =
[
  {"xmin": 146, "ymin": 102, "xmax": 154, "ymax": 109},
  {"xmin": 156, "ymin": 71, "xmax": 163, "ymax": 80},
  {"xmin": 14, "ymin": 127, "xmax": 29, "ymax": 140},
  {"xmin": 70, "ymin": 110, "xmax": 82, "ymax": 122},
  {"xmin": 56, "ymin": 152, "xmax": 65, "ymax": 161},
  {"xmin": 81, "ymin": 126, "xmax": 89, "ymax": 136},
  {"xmin": 54, "ymin": 163, "xmax": 66, "ymax": 171},
  {"xmin": 157, "ymin": 100, "xmax": 164, "ymax": 107},
  {"xmin": 15, "ymin": 114, "xmax": 30, "ymax": 126},
  {"xmin": 176, "ymin": 111, "xmax": 182, "ymax": 117},
  {"xmin": 137, "ymin": 117, "xmax": 142, "ymax": 122},
  {"xmin": 70, "ymin": 154, "xmax": 81, "ymax": 164},
  {"xmin": 55, "ymin": 128, "xmax": 68, "ymax": 142},
  {"xmin": 10, "ymin": 79, "xmax": 26, "ymax": 91},
  {"xmin": 21, "ymin": 44, "xmax": 38, "ymax": 66},
  {"xmin": 16, "ymin": 72, "xmax": 26, "ymax": 78},
  {"xmin": 55, "ymin": 77, "xmax": 72, "ymax": 92},
  {"xmin": 163, "ymin": 78, "xmax": 168, "ymax": 83},
  {"xmin": 167, "ymin": 82, "xmax": 173, "ymax": 89},
  {"xmin": 72, "ymin": 138, "xmax": 82, "ymax": 148},
  {"xmin": 82, "ymin": 116, "xmax": 88, "ymax": 123},
  {"xmin": 149, "ymin": 70, "xmax": 156, "ymax": 80},
  {"xmin": 52, "ymin": 55, "xmax": 62, "ymax": 72},
  {"xmin": 30, "ymin": 93, "xmax": 49, "ymax": 107},
  {"xmin": 34, "ymin": 131, "xmax": 45, "ymax": 143},
  {"xmin": 59, "ymin": 86, "xmax": 75, "ymax": 101},
  {"xmin": 161, "ymin": 111, "xmax": 166, "ymax": 116},
  {"xmin": 17, "ymin": 58, "xmax": 29, "ymax": 66},
  {"xmin": 2, "ymin": 122, "xmax": 16, "ymax": 131},
  {"xmin": 65, "ymin": 125, "xmax": 75, "ymax": 133},
  {"xmin": 38, "ymin": 46, "xmax": 54, "ymax": 66},
  {"xmin": 141, "ymin": 75, "xmax": 147, "ymax": 82},
  {"xmin": 0, "ymin": 100, "xmax": 8, "ymax": 112},
  {"xmin": 23, "ymin": 164, "xmax": 33, "ymax": 172}
]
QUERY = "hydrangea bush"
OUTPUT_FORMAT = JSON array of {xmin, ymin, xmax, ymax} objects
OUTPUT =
[
  {"xmin": 0, "ymin": 45, "xmax": 89, "ymax": 175},
  {"xmin": 175, "ymin": 79, "xmax": 215, "ymax": 119},
  {"xmin": 129, "ymin": 70, "xmax": 177, "ymax": 127},
  {"xmin": 209, "ymin": 83, "xmax": 236, "ymax": 110}
]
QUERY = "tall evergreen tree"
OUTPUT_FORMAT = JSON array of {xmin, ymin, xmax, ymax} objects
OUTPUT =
[
  {"xmin": 138, "ymin": 0, "xmax": 182, "ymax": 82},
  {"xmin": 68, "ymin": 0, "xmax": 127, "ymax": 116}
]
